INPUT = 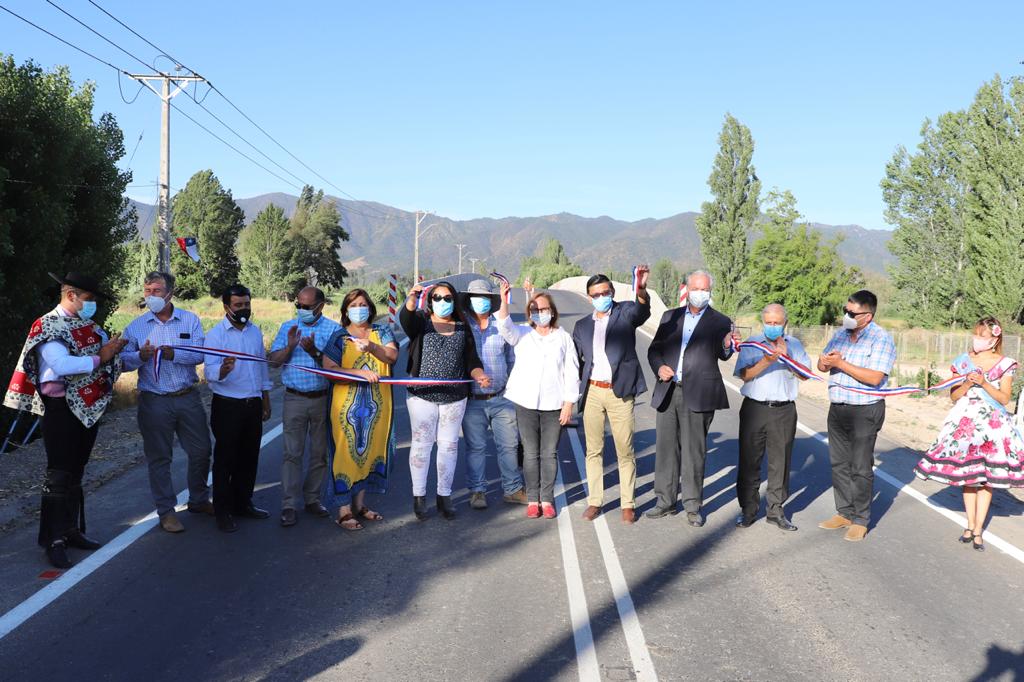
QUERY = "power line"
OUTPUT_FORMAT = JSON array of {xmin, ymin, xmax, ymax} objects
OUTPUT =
[{"xmin": 0, "ymin": 3, "xmax": 123, "ymax": 72}]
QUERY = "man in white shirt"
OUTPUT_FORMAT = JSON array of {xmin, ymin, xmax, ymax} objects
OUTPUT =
[{"xmin": 203, "ymin": 285, "xmax": 273, "ymax": 533}]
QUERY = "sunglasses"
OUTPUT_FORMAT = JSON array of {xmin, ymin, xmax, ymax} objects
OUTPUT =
[
  {"xmin": 430, "ymin": 294, "xmax": 454, "ymax": 303},
  {"xmin": 295, "ymin": 302, "xmax": 322, "ymax": 311},
  {"xmin": 843, "ymin": 308, "xmax": 869, "ymax": 317}
]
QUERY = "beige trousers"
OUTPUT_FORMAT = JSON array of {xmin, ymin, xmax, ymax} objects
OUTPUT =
[{"xmin": 582, "ymin": 385, "xmax": 636, "ymax": 509}]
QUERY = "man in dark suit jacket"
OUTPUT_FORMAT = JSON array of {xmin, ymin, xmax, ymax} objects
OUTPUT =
[
  {"xmin": 572, "ymin": 268, "xmax": 651, "ymax": 524},
  {"xmin": 646, "ymin": 270, "xmax": 739, "ymax": 527}
]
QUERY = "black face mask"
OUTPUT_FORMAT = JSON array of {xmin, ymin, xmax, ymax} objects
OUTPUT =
[{"xmin": 230, "ymin": 308, "xmax": 252, "ymax": 324}]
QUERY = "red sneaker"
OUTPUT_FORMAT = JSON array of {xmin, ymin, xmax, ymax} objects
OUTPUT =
[
  {"xmin": 542, "ymin": 503, "xmax": 556, "ymax": 519},
  {"xmin": 526, "ymin": 503, "xmax": 541, "ymax": 518}
]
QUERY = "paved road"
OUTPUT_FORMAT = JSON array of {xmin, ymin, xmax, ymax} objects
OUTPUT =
[{"xmin": 2, "ymin": 289, "xmax": 1024, "ymax": 681}]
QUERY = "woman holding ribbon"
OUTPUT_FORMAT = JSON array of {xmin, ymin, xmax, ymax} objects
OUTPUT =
[
  {"xmin": 914, "ymin": 317, "xmax": 1024, "ymax": 551},
  {"xmin": 321, "ymin": 290, "xmax": 399, "ymax": 530},
  {"xmin": 400, "ymin": 281, "xmax": 490, "ymax": 521},
  {"xmin": 495, "ymin": 283, "xmax": 579, "ymax": 519}
]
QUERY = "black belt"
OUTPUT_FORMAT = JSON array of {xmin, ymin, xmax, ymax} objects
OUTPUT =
[
  {"xmin": 747, "ymin": 398, "xmax": 794, "ymax": 408},
  {"xmin": 286, "ymin": 387, "xmax": 328, "ymax": 399},
  {"xmin": 470, "ymin": 392, "xmax": 502, "ymax": 401},
  {"xmin": 213, "ymin": 394, "xmax": 262, "ymax": 405}
]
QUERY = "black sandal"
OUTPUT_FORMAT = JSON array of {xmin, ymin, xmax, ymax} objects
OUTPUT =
[
  {"xmin": 958, "ymin": 529, "xmax": 974, "ymax": 544},
  {"xmin": 972, "ymin": 533, "xmax": 985, "ymax": 552}
]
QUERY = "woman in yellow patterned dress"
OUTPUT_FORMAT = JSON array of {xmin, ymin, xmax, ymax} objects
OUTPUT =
[{"xmin": 321, "ymin": 290, "xmax": 399, "ymax": 530}]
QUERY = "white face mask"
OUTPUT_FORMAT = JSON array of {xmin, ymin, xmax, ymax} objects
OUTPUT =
[
  {"xmin": 688, "ymin": 289, "xmax": 711, "ymax": 309},
  {"xmin": 842, "ymin": 313, "xmax": 859, "ymax": 330},
  {"xmin": 145, "ymin": 294, "xmax": 168, "ymax": 314}
]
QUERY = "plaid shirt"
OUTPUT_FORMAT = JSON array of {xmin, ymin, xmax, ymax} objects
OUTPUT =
[
  {"xmin": 468, "ymin": 317, "xmax": 514, "ymax": 395},
  {"xmin": 120, "ymin": 307, "xmax": 206, "ymax": 395},
  {"xmin": 823, "ymin": 321, "xmax": 897, "ymax": 405},
  {"xmin": 270, "ymin": 316, "xmax": 341, "ymax": 392}
]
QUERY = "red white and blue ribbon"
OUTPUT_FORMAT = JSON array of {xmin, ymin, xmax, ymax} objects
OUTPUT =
[
  {"xmin": 490, "ymin": 272, "xmax": 512, "ymax": 304},
  {"xmin": 736, "ymin": 340, "xmax": 823, "ymax": 382},
  {"xmin": 176, "ymin": 236, "xmax": 200, "ymax": 262},
  {"xmin": 631, "ymin": 266, "xmax": 641, "ymax": 301},
  {"xmin": 156, "ymin": 344, "xmax": 473, "ymax": 386},
  {"xmin": 416, "ymin": 285, "xmax": 435, "ymax": 311}
]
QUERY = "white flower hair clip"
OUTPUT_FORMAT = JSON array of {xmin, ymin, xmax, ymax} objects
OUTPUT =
[{"xmin": 992, "ymin": 324, "xmax": 1002, "ymax": 337}]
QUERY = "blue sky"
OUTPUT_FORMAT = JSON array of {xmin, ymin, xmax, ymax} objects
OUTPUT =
[{"xmin": 3, "ymin": 1, "xmax": 1023, "ymax": 229}]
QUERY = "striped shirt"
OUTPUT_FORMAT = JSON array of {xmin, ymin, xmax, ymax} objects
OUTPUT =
[
  {"xmin": 270, "ymin": 316, "xmax": 341, "ymax": 392},
  {"xmin": 120, "ymin": 307, "xmax": 206, "ymax": 395},
  {"xmin": 203, "ymin": 318, "xmax": 273, "ymax": 399},
  {"xmin": 468, "ymin": 316, "xmax": 515, "ymax": 395},
  {"xmin": 823, "ymin": 321, "xmax": 897, "ymax": 405}
]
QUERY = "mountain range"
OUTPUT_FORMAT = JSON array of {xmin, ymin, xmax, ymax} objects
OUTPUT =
[{"xmin": 128, "ymin": 193, "xmax": 894, "ymax": 279}]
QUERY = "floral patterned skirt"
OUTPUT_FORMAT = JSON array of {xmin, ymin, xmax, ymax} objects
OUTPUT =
[{"xmin": 915, "ymin": 396, "xmax": 1024, "ymax": 488}]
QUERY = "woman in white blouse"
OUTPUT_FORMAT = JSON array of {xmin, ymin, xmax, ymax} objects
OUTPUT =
[{"xmin": 495, "ymin": 281, "xmax": 580, "ymax": 519}]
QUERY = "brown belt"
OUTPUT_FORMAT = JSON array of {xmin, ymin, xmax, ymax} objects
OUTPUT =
[
  {"xmin": 286, "ymin": 387, "xmax": 329, "ymax": 399},
  {"xmin": 145, "ymin": 386, "xmax": 194, "ymax": 398},
  {"xmin": 588, "ymin": 380, "xmax": 613, "ymax": 389}
]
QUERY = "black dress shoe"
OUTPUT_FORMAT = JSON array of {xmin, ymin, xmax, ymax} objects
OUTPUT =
[
  {"xmin": 645, "ymin": 506, "xmax": 678, "ymax": 519},
  {"xmin": 217, "ymin": 515, "xmax": 238, "ymax": 533},
  {"xmin": 686, "ymin": 512, "xmax": 705, "ymax": 527},
  {"xmin": 64, "ymin": 529, "xmax": 102, "ymax": 550},
  {"xmin": 237, "ymin": 505, "xmax": 270, "ymax": 520},
  {"xmin": 46, "ymin": 540, "xmax": 73, "ymax": 569},
  {"xmin": 735, "ymin": 514, "xmax": 756, "ymax": 528},
  {"xmin": 413, "ymin": 496, "xmax": 428, "ymax": 521},
  {"xmin": 767, "ymin": 516, "xmax": 798, "ymax": 532},
  {"xmin": 436, "ymin": 495, "xmax": 456, "ymax": 521}
]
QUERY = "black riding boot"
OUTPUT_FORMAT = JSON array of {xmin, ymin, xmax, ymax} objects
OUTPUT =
[
  {"xmin": 64, "ymin": 485, "xmax": 102, "ymax": 550},
  {"xmin": 39, "ymin": 469, "xmax": 75, "ymax": 568}
]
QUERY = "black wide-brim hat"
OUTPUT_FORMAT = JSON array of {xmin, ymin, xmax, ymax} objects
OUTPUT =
[{"xmin": 48, "ymin": 271, "xmax": 112, "ymax": 300}]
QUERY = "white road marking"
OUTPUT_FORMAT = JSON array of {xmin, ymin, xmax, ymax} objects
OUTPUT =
[
  {"xmin": 554, "ymin": 457, "xmax": 601, "ymax": 681},
  {"xmin": 567, "ymin": 428, "xmax": 658, "ymax": 682},
  {"xmin": 0, "ymin": 424, "xmax": 284, "ymax": 641}
]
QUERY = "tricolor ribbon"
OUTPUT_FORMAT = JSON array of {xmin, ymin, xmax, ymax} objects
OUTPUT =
[
  {"xmin": 160, "ymin": 344, "xmax": 473, "ymax": 386},
  {"xmin": 736, "ymin": 340, "xmax": 824, "ymax": 382},
  {"xmin": 631, "ymin": 266, "xmax": 641, "ymax": 301},
  {"xmin": 489, "ymin": 272, "xmax": 512, "ymax": 304},
  {"xmin": 416, "ymin": 285, "xmax": 435, "ymax": 311}
]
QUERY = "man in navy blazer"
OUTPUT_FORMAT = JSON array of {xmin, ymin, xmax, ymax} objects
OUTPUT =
[
  {"xmin": 572, "ymin": 268, "xmax": 651, "ymax": 524},
  {"xmin": 646, "ymin": 270, "xmax": 739, "ymax": 527}
]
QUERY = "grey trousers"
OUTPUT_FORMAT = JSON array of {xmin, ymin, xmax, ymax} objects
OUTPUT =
[
  {"xmin": 515, "ymin": 405, "xmax": 562, "ymax": 504},
  {"xmin": 281, "ymin": 391, "xmax": 329, "ymax": 510},
  {"xmin": 737, "ymin": 399, "xmax": 797, "ymax": 519},
  {"xmin": 827, "ymin": 401, "xmax": 885, "ymax": 526},
  {"xmin": 137, "ymin": 389, "xmax": 212, "ymax": 516},
  {"xmin": 653, "ymin": 387, "xmax": 715, "ymax": 513}
]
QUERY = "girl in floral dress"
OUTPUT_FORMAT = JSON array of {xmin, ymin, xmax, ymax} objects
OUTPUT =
[{"xmin": 914, "ymin": 318, "xmax": 1024, "ymax": 551}]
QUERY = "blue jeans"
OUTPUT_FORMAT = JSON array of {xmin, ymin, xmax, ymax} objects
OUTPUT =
[{"xmin": 463, "ymin": 395, "xmax": 523, "ymax": 494}]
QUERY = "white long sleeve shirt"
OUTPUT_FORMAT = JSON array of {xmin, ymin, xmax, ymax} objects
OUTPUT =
[
  {"xmin": 37, "ymin": 306, "xmax": 104, "ymax": 397},
  {"xmin": 497, "ymin": 315, "xmax": 580, "ymax": 411}
]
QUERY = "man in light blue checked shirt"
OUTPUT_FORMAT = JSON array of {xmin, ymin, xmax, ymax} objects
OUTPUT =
[
  {"xmin": 459, "ymin": 279, "xmax": 525, "ymax": 509},
  {"xmin": 816, "ymin": 289, "xmax": 897, "ymax": 542},
  {"xmin": 119, "ymin": 271, "xmax": 212, "ymax": 533},
  {"xmin": 269, "ymin": 286, "xmax": 341, "ymax": 527}
]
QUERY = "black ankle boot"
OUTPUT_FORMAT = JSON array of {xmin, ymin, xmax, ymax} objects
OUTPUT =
[
  {"xmin": 46, "ymin": 540, "xmax": 73, "ymax": 569},
  {"xmin": 64, "ymin": 529, "xmax": 102, "ymax": 551},
  {"xmin": 413, "ymin": 496, "xmax": 428, "ymax": 521},
  {"xmin": 436, "ymin": 495, "xmax": 456, "ymax": 520}
]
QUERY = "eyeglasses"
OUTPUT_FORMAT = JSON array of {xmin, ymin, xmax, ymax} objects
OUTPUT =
[
  {"xmin": 295, "ymin": 302, "xmax": 321, "ymax": 311},
  {"xmin": 430, "ymin": 294, "xmax": 454, "ymax": 303},
  {"xmin": 589, "ymin": 291, "xmax": 612, "ymax": 299},
  {"xmin": 843, "ymin": 308, "xmax": 870, "ymax": 317},
  {"xmin": 530, "ymin": 307, "xmax": 553, "ymax": 314}
]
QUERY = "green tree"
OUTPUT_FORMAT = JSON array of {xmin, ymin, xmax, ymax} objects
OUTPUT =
[
  {"xmin": 695, "ymin": 113, "xmax": 761, "ymax": 316},
  {"xmin": 518, "ymin": 238, "xmax": 583, "ymax": 288},
  {"xmin": 0, "ymin": 56, "xmax": 133, "ymax": 370},
  {"xmin": 650, "ymin": 258, "xmax": 682, "ymax": 307},
  {"xmin": 170, "ymin": 170, "xmax": 244, "ymax": 298},
  {"xmin": 118, "ymin": 233, "xmax": 158, "ymax": 298},
  {"xmin": 283, "ymin": 185, "xmax": 349, "ymax": 293},
  {"xmin": 882, "ymin": 112, "xmax": 971, "ymax": 326},
  {"xmin": 238, "ymin": 203, "xmax": 291, "ymax": 299},
  {"xmin": 745, "ymin": 190, "xmax": 862, "ymax": 325},
  {"xmin": 961, "ymin": 75, "xmax": 1024, "ymax": 324}
]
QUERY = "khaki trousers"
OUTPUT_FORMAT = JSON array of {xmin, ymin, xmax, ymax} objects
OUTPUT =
[{"xmin": 582, "ymin": 385, "xmax": 636, "ymax": 509}]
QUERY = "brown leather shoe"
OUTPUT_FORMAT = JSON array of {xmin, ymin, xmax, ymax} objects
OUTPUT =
[
  {"xmin": 305, "ymin": 502, "xmax": 329, "ymax": 518},
  {"xmin": 159, "ymin": 512, "xmax": 185, "ymax": 533},
  {"xmin": 187, "ymin": 500, "xmax": 215, "ymax": 516},
  {"xmin": 280, "ymin": 508, "xmax": 297, "ymax": 527},
  {"xmin": 503, "ymin": 489, "xmax": 528, "ymax": 505},
  {"xmin": 582, "ymin": 505, "xmax": 601, "ymax": 521},
  {"xmin": 844, "ymin": 524, "xmax": 868, "ymax": 542},
  {"xmin": 621, "ymin": 508, "xmax": 636, "ymax": 524},
  {"xmin": 818, "ymin": 514, "xmax": 852, "ymax": 530}
]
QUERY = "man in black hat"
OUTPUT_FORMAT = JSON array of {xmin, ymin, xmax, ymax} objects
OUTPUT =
[{"xmin": 4, "ymin": 272, "xmax": 127, "ymax": 568}]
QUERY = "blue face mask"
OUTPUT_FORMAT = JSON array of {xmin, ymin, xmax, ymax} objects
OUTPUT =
[
  {"xmin": 530, "ymin": 312, "xmax": 552, "ymax": 327},
  {"xmin": 348, "ymin": 306, "xmax": 370, "ymax": 324},
  {"xmin": 297, "ymin": 308, "xmax": 317, "ymax": 325},
  {"xmin": 764, "ymin": 324, "xmax": 785, "ymax": 341},
  {"xmin": 433, "ymin": 299, "xmax": 455, "ymax": 318},
  {"xmin": 79, "ymin": 300, "xmax": 97, "ymax": 320},
  {"xmin": 592, "ymin": 294, "xmax": 613, "ymax": 313},
  {"xmin": 470, "ymin": 297, "xmax": 492, "ymax": 315}
]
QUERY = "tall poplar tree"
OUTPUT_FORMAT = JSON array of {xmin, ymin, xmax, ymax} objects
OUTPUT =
[
  {"xmin": 239, "ymin": 203, "xmax": 291, "ymax": 299},
  {"xmin": 171, "ymin": 170, "xmax": 244, "ymax": 298}
]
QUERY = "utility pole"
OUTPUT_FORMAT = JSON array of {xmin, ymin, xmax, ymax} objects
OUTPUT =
[
  {"xmin": 129, "ymin": 70, "xmax": 206, "ymax": 273},
  {"xmin": 414, "ymin": 210, "xmax": 439, "ymax": 283},
  {"xmin": 467, "ymin": 257, "xmax": 479, "ymax": 274},
  {"xmin": 455, "ymin": 243, "xmax": 467, "ymax": 274}
]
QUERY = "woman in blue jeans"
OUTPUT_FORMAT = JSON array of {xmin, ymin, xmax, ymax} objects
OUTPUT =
[{"xmin": 495, "ymin": 282, "xmax": 580, "ymax": 518}]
